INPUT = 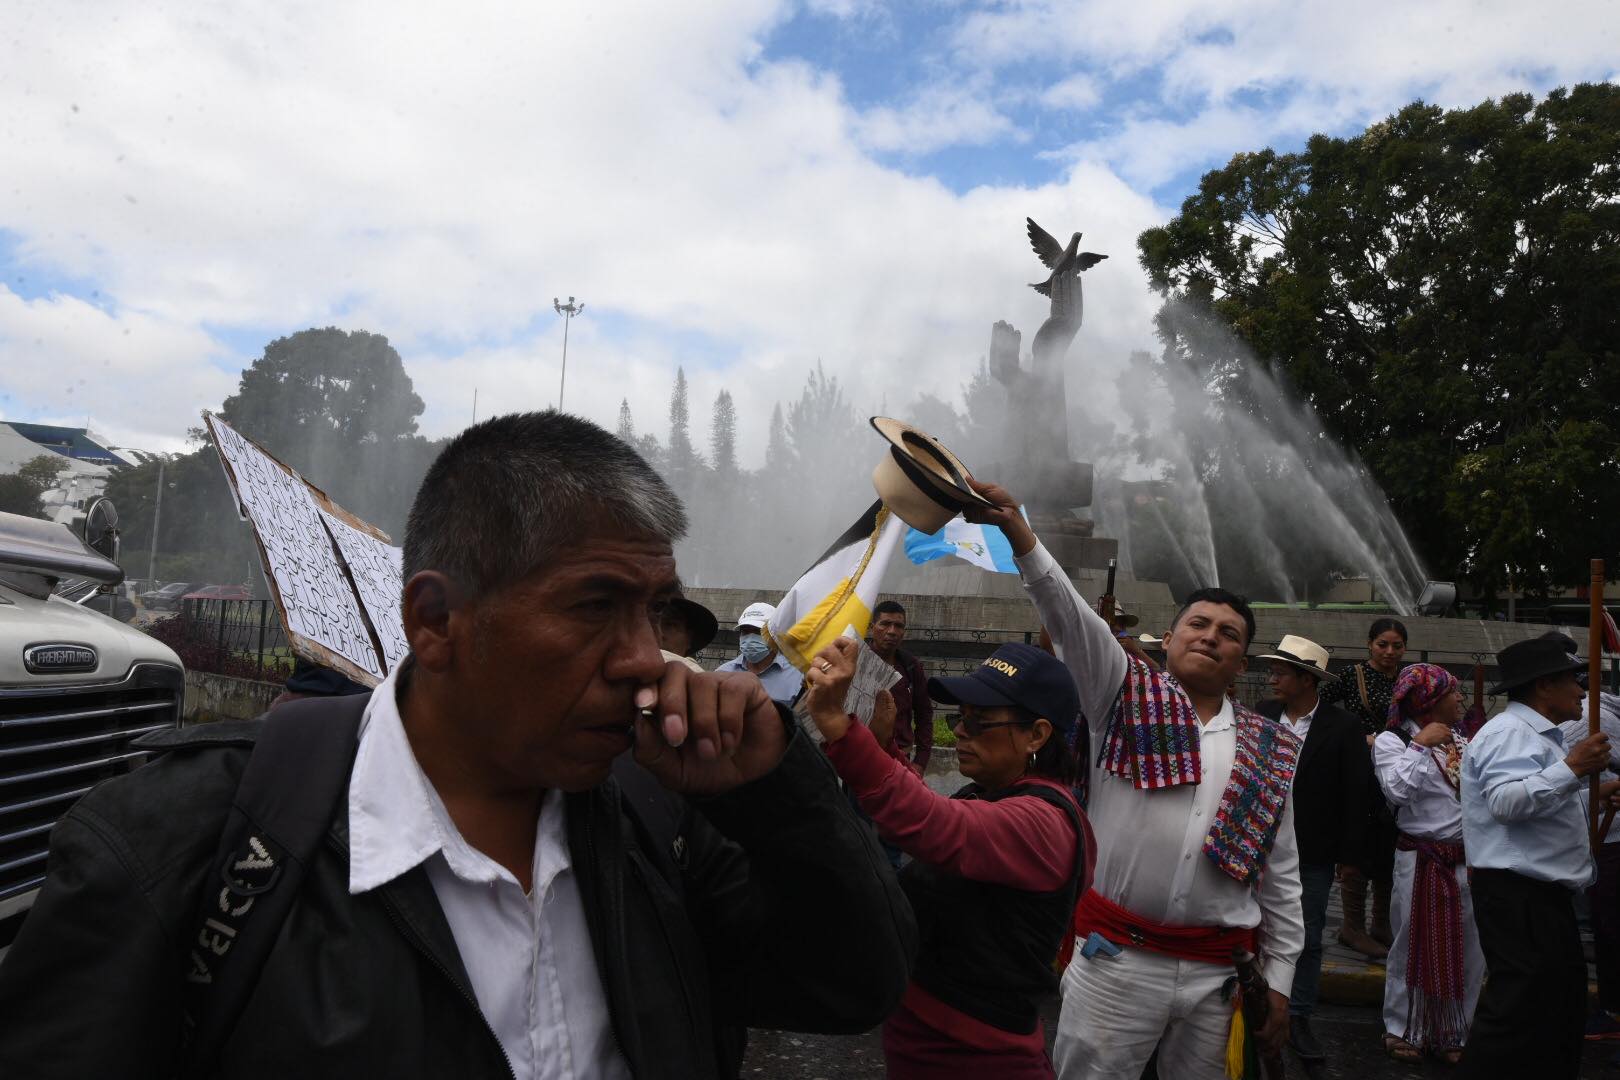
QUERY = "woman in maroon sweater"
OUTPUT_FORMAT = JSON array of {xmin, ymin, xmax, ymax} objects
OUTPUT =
[{"xmin": 804, "ymin": 638, "xmax": 1093, "ymax": 1079}]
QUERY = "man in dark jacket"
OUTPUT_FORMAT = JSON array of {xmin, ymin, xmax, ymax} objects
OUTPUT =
[
  {"xmin": 1257, "ymin": 634, "xmax": 1370, "ymax": 1066},
  {"xmin": 0, "ymin": 411, "xmax": 916, "ymax": 1079}
]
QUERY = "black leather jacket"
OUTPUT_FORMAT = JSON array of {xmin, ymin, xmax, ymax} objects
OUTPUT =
[{"xmin": 0, "ymin": 704, "xmax": 915, "ymax": 1079}]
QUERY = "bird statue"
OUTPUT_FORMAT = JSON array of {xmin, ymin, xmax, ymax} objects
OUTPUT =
[{"xmin": 1026, "ymin": 218, "xmax": 1107, "ymax": 297}]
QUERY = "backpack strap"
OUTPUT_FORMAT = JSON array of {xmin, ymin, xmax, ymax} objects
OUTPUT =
[
  {"xmin": 180, "ymin": 693, "xmax": 371, "ymax": 1072},
  {"xmin": 1355, "ymin": 664, "xmax": 1372, "ymax": 716}
]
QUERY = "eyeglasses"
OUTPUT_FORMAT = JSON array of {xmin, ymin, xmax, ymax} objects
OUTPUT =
[{"xmin": 950, "ymin": 711, "xmax": 1034, "ymax": 738}]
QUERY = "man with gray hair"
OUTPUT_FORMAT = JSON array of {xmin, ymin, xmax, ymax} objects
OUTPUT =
[{"xmin": 0, "ymin": 411, "xmax": 916, "ymax": 1079}]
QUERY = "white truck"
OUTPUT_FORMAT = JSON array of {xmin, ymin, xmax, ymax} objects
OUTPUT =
[{"xmin": 0, "ymin": 506, "xmax": 183, "ymax": 955}]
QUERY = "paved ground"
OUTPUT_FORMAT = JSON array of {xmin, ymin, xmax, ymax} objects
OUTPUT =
[
  {"xmin": 744, "ymin": 999, "xmax": 1620, "ymax": 1077},
  {"xmin": 747, "ymin": 760, "xmax": 1620, "ymax": 1076}
]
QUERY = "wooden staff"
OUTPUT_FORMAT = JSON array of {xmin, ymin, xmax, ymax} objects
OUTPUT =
[
  {"xmin": 1591, "ymin": 559, "xmax": 1606, "ymax": 852},
  {"xmin": 1096, "ymin": 556, "xmax": 1118, "ymax": 628}
]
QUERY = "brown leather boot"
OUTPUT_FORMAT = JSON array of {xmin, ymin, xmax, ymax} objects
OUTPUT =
[
  {"xmin": 1336, "ymin": 867, "xmax": 1389, "ymax": 959},
  {"xmin": 1369, "ymin": 876, "xmax": 1395, "ymax": 948}
]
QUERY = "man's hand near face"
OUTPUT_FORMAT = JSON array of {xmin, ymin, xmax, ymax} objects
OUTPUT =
[{"xmin": 633, "ymin": 661, "xmax": 788, "ymax": 796}]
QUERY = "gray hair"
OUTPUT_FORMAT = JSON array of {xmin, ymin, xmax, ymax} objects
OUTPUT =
[{"xmin": 402, "ymin": 410, "xmax": 687, "ymax": 602}]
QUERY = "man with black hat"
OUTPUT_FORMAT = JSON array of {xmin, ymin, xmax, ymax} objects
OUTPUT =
[
  {"xmin": 657, "ymin": 593, "xmax": 718, "ymax": 664},
  {"xmin": 1459, "ymin": 632, "xmax": 1620, "ymax": 1078},
  {"xmin": 1256, "ymin": 635, "xmax": 1370, "ymax": 1065}
]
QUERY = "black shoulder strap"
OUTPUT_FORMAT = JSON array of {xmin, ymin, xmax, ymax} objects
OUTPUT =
[{"xmin": 180, "ymin": 693, "xmax": 371, "ymax": 1073}]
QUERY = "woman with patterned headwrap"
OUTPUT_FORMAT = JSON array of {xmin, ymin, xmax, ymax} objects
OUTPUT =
[{"xmin": 1372, "ymin": 664, "xmax": 1486, "ymax": 1065}]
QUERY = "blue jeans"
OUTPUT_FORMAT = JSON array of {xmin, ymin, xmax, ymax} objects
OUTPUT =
[{"xmin": 1290, "ymin": 862, "xmax": 1337, "ymax": 1017}]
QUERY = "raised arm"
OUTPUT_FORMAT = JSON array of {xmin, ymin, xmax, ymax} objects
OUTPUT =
[
  {"xmin": 1374, "ymin": 730, "xmax": 1434, "ymax": 806},
  {"xmin": 826, "ymin": 722, "xmax": 1080, "ymax": 890},
  {"xmin": 964, "ymin": 479, "xmax": 1127, "ymax": 733}
]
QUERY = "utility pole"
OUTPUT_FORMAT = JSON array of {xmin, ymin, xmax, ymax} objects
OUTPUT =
[
  {"xmin": 146, "ymin": 457, "xmax": 166, "ymax": 582},
  {"xmin": 553, "ymin": 295, "xmax": 585, "ymax": 411}
]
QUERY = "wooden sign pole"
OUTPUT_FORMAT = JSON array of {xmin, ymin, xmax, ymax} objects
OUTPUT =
[{"xmin": 1591, "ymin": 559, "xmax": 1606, "ymax": 852}]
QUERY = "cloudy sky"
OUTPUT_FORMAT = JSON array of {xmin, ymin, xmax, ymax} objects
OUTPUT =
[{"xmin": 2, "ymin": 0, "xmax": 1616, "ymax": 465}]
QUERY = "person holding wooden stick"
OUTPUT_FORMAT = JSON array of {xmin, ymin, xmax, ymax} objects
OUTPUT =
[{"xmin": 1459, "ymin": 633, "xmax": 1620, "ymax": 1077}]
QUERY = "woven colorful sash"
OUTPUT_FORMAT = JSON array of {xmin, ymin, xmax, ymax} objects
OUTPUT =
[
  {"xmin": 1201, "ymin": 702, "xmax": 1300, "ymax": 884},
  {"xmin": 1396, "ymin": 833, "xmax": 1469, "ymax": 1051},
  {"xmin": 1100, "ymin": 659, "xmax": 1299, "ymax": 884},
  {"xmin": 1100, "ymin": 658, "xmax": 1202, "ymax": 788}
]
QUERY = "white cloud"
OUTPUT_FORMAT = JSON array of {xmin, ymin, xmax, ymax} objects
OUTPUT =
[
  {"xmin": 958, "ymin": 0, "xmax": 1620, "ymax": 186},
  {"xmin": 0, "ymin": 286, "xmax": 232, "ymax": 451},
  {"xmin": 853, "ymin": 82, "xmax": 1021, "ymax": 154},
  {"xmin": 1041, "ymin": 73, "xmax": 1102, "ymax": 111},
  {"xmin": 0, "ymin": 0, "xmax": 1169, "ymax": 476},
  {"xmin": 0, "ymin": 0, "xmax": 1612, "ymax": 490}
]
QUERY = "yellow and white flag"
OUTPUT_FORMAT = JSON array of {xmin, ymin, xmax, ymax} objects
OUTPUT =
[{"xmin": 767, "ymin": 500, "xmax": 907, "ymax": 672}]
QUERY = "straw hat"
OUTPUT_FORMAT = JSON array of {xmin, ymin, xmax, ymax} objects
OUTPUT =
[
  {"xmin": 869, "ymin": 417, "xmax": 995, "ymax": 532},
  {"xmin": 1257, "ymin": 634, "xmax": 1339, "ymax": 682}
]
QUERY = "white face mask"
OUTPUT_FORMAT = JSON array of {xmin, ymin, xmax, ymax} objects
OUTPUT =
[{"xmin": 739, "ymin": 632, "xmax": 771, "ymax": 664}]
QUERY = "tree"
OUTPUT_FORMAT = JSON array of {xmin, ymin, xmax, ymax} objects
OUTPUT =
[
  {"xmin": 221, "ymin": 328, "xmax": 423, "ymax": 449},
  {"xmin": 1137, "ymin": 84, "xmax": 1620, "ymax": 594},
  {"xmin": 0, "ymin": 455, "xmax": 62, "ymax": 519},
  {"xmin": 615, "ymin": 398, "xmax": 636, "ymax": 444},
  {"xmin": 664, "ymin": 367, "xmax": 703, "ymax": 498},
  {"xmin": 785, "ymin": 360, "xmax": 861, "ymax": 470},
  {"xmin": 709, "ymin": 390, "xmax": 738, "ymax": 479},
  {"xmin": 219, "ymin": 327, "xmax": 429, "ymax": 536},
  {"xmin": 765, "ymin": 403, "xmax": 791, "ymax": 474}
]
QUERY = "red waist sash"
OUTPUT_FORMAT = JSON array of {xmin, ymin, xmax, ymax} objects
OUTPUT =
[{"xmin": 1071, "ymin": 890, "xmax": 1257, "ymax": 965}]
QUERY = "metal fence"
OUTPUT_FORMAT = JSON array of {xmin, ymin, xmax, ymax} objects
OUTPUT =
[{"xmin": 170, "ymin": 598, "xmax": 292, "ymax": 680}]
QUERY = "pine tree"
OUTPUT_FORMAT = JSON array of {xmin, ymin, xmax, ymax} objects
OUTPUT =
[
  {"xmin": 667, "ymin": 368, "xmax": 697, "ymax": 473},
  {"xmin": 615, "ymin": 398, "xmax": 635, "ymax": 444},
  {"xmin": 765, "ymin": 403, "xmax": 790, "ymax": 473},
  {"xmin": 710, "ymin": 390, "xmax": 738, "ymax": 478}
]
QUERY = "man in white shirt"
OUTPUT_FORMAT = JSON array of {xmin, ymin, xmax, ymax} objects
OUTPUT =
[
  {"xmin": 1255, "ymin": 636, "xmax": 1370, "ymax": 1065},
  {"xmin": 0, "ymin": 411, "xmax": 917, "ymax": 1080},
  {"xmin": 964, "ymin": 479, "xmax": 1303, "ymax": 1080}
]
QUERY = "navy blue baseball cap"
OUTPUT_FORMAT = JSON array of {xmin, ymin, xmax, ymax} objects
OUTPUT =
[{"xmin": 927, "ymin": 643, "xmax": 1079, "ymax": 734}]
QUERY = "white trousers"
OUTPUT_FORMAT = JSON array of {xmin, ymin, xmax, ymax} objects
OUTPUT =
[
  {"xmin": 1383, "ymin": 847, "xmax": 1486, "ymax": 1046},
  {"xmin": 1054, "ymin": 946, "xmax": 1235, "ymax": 1080}
]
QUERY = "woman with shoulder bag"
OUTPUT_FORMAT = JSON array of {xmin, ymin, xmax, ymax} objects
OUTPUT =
[
  {"xmin": 1321, "ymin": 618, "xmax": 1408, "ymax": 958},
  {"xmin": 804, "ymin": 637, "xmax": 1092, "ymax": 1079}
]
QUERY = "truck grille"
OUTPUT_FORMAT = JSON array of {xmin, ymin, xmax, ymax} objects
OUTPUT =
[{"xmin": 0, "ymin": 663, "xmax": 183, "ymax": 908}]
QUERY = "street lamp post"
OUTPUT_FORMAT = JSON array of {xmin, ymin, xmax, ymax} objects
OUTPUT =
[
  {"xmin": 552, "ymin": 295, "xmax": 585, "ymax": 411},
  {"xmin": 146, "ymin": 458, "xmax": 166, "ymax": 582}
]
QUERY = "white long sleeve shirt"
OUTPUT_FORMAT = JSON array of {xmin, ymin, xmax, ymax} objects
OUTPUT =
[
  {"xmin": 1017, "ymin": 542, "xmax": 1304, "ymax": 994},
  {"xmin": 1374, "ymin": 723, "xmax": 1464, "ymax": 843},
  {"xmin": 347, "ymin": 665, "xmax": 631, "ymax": 1080}
]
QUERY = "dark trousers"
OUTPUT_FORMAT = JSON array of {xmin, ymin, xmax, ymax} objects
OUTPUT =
[
  {"xmin": 1289, "ymin": 861, "xmax": 1336, "ymax": 1017},
  {"xmin": 1592, "ymin": 844, "xmax": 1620, "ymax": 1014},
  {"xmin": 1458, "ymin": 868, "xmax": 1587, "ymax": 1079}
]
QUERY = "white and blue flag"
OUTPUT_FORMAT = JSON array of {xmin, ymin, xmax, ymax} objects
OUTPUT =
[{"xmin": 903, "ymin": 514, "xmax": 1019, "ymax": 574}]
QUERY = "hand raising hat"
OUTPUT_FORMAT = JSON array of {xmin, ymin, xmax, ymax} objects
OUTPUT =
[{"xmin": 869, "ymin": 417, "xmax": 995, "ymax": 532}]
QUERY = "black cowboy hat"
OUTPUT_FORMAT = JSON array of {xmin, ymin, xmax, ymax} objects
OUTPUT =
[
  {"xmin": 1487, "ymin": 632, "xmax": 1587, "ymax": 695},
  {"xmin": 667, "ymin": 595, "xmax": 718, "ymax": 657}
]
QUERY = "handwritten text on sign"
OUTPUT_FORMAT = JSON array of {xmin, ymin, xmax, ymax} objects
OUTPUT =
[
  {"xmin": 320, "ymin": 509, "xmax": 409, "ymax": 673},
  {"xmin": 208, "ymin": 418, "xmax": 383, "ymax": 678}
]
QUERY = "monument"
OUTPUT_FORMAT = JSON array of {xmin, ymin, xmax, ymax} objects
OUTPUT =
[{"xmin": 989, "ymin": 218, "xmax": 1117, "ymax": 574}]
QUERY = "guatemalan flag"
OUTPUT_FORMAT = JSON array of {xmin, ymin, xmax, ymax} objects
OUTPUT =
[
  {"xmin": 767, "ymin": 500, "xmax": 908, "ymax": 672},
  {"xmin": 903, "ymin": 514, "xmax": 1020, "ymax": 574}
]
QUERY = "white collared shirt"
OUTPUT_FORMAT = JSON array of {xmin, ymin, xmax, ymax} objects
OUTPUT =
[
  {"xmin": 348, "ymin": 665, "xmax": 631, "ymax": 1080},
  {"xmin": 1279, "ymin": 700, "xmax": 1317, "ymax": 743},
  {"xmin": 1016, "ymin": 543, "xmax": 1304, "ymax": 995},
  {"xmin": 1374, "ymin": 722, "xmax": 1464, "ymax": 842}
]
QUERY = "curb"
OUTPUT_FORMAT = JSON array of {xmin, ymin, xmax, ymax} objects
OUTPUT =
[
  {"xmin": 1320, "ymin": 963, "xmax": 1606, "ymax": 1009},
  {"xmin": 1319, "ymin": 962, "xmax": 1386, "ymax": 1006}
]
